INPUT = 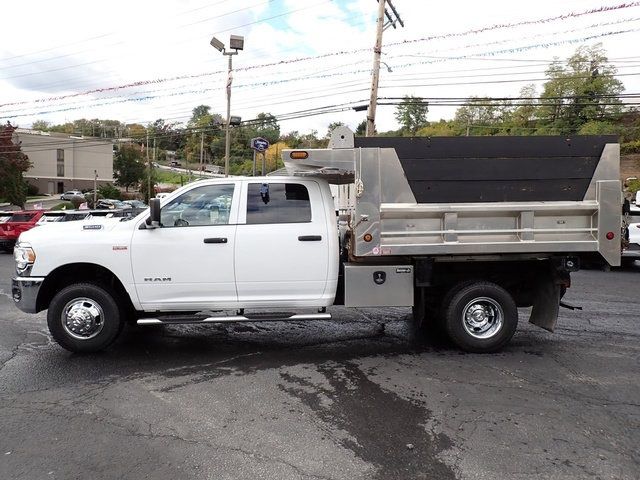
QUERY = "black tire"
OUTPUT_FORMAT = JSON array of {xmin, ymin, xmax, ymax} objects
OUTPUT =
[
  {"xmin": 47, "ymin": 283, "xmax": 124, "ymax": 353},
  {"xmin": 443, "ymin": 281, "xmax": 517, "ymax": 353}
]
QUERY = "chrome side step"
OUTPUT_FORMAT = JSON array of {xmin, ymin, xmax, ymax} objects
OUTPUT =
[{"xmin": 136, "ymin": 312, "xmax": 331, "ymax": 326}]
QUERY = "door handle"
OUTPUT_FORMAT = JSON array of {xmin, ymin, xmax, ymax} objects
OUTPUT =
[
  {"xmin": 298, "ymin": 235, "xmax": 322, "ymax": 241},
  {"xmin": 204, "ymin": 237, "xmax": 228, "ymax": 244}
]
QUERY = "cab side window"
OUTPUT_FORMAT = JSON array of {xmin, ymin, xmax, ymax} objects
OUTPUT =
[
  {"xmin": 161, "ymin": 184, "xmax": 234, "ymax": 227},
  {"xmin": 246, "ymin": 183, "xmax": 311, "ymax": 224}
]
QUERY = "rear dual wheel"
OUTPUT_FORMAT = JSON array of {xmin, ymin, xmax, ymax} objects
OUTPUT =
[
  {"xmin": 412, "ymin": 281, "xmax": 518, "ymax": 353},
  {"xmin": 443, "ymin": 282, "xmax": 518, "ymax": 353}
]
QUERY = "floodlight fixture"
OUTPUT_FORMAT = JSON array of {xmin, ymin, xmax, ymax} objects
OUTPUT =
[
  {"xmin": 210, "ymin": 36, "xmax": 225, "ymax": 52},
  {"xmin": 229, "ymin": 35, "xmax": 244, "ymax": 51}
]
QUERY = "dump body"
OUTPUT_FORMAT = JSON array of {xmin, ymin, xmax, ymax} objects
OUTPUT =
[{"xmin": 283, "ymin": 128, "xmax": 622, "ymax": 266}]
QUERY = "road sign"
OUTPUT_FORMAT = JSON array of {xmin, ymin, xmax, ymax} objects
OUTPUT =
[{"xmin": 250, "ymin": 137, "xmax": 269, "ymax": 152}]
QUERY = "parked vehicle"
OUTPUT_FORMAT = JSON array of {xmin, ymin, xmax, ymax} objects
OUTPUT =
[
  {"xmin": 1, "ymin": 210, "xmax": 45, "ymax": 252},
  {"xmin": 11, "ymin": 128, "xmax": 622, "ymax": 353},
  {"xmin": 95, "ymin": 199, "xmax": 132, "ymax": 210},
  {"xmin": 622, "ymin": 222, "xmax": 640, "ymax": 266},
  {"xmin": 60, "ymin": 190, "xmax": 83, "ymax": 201},
  {"xmin": 123, "ymin": 200, "xmax": 147, "ymax": 209},
  {"xmin": 0, "ymin": 211, "xmax": 13, "ymax": 223}
]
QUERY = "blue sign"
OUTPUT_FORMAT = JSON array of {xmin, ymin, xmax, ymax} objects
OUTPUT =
[{"xmin": 251, "ymin": 137, "xmax": 269, "ymax": 152}]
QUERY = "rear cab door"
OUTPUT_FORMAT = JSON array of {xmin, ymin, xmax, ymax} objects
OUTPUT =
[{"xmin": 234, "ymin": 179, "xmax": 336, "ymax": 307}]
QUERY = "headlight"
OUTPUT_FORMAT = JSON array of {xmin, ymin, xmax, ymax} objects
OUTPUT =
[{"xmin": 14, "ymin": 243, "xmax": 36, "ymax": 275}]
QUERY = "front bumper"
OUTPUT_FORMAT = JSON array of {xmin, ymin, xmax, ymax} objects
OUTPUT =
[{"xmin": 11, "ymin": 276, "xmax": 45, "ymax": 314}]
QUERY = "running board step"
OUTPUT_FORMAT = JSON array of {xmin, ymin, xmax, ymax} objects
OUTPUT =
[{"xmin": 137, "ymin": 312, "xmax": 331, "ymax": 326}]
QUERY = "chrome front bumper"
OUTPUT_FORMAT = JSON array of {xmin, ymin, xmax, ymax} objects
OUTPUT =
[{"xmin": 11, "ymin": 276, "xmax": 45, "ymax": 314}]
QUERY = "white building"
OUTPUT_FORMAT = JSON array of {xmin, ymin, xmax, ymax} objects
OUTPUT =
[{"xmin": 15, "ymin": 129, "xmax": 114, "ymax": 195}]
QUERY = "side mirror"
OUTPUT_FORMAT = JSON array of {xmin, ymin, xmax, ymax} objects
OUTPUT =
[{"xmin": 146, "ymin": 198, "xmax": 161, "ymax": 228}]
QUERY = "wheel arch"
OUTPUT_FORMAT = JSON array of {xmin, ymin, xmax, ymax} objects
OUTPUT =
[{"xmin": 36, "ymin": 263, "xmax": 134, "ymax": 315}]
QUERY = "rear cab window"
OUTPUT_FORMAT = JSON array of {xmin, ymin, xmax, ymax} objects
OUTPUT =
[{"xmin": 245, "ymin": 183, "xmax": 311, "ymax": 224}]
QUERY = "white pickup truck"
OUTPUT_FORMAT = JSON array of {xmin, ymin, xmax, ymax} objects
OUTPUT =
[{"xmin": 11, "ymin": 128, "xmax": 622, "ymax": 354}]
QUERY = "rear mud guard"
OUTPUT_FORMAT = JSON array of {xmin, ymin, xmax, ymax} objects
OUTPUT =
[{"xmin": 528, "ymin": 277, "xmax": 561, "ymax": 333}]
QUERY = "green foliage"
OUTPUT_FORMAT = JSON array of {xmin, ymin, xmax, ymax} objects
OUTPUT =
[
  {"xmin": 98, "ymin": 183, "xmax": 122, "ymax": 200},
  {"xmin": 0, "ymin": 123, "xmax": 31, "ymax": 208},
  {"xmin": 355, "ymin": 120, "xmax": 367, "ymax": 136},
  {"xmin": 31, "ymin": 120, "xmax": 51, "ymax": 131},
  {"xmin": 621, "ymin": 140, "xmax": 640, "ymax": 155},
  {"xmin": 538, "ymin": 44, "xmax": 624, "ymax": 134},
  {"xmin": 139, "ymin": 166, "xmax": 159, "ymax": 203},
  {"xmin": 577, "ymin": 121, "xmax": 621, "ymax": 135},
  {"xmin": 26, "ymin": 182, "xmax": 39, "ymax": 196},
  {"xmin": 416, "ymin": 120, "xmax": 460, "ymax": 137},
  {"xmin": 394, "ymin": 96, "xmax": 429, "ymax": 135},
  {"xmin": 626, "ymin": 178, "xmax": 640, "ymax": 194},
  {"xmin": 114, "ymin": 145, "xmax": 145, "ymax": 191},
  {"xmin": 246, "ymin": 113, "xmax": 281, "ymax": 144}
]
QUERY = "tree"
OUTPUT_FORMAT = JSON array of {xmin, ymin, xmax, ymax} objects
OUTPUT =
[
  {"xmin": 113, "ymin": 145, "xmax": 145, "ymax": 192},
  {"xmin": 190, "ymin": 105, "xmax": 211, "ymax": 124},
  {"xmin": 454, "ymin": 97, "xmax": 511, "ymax": 136},
  {"xmin": 538, "ymin": 44, "xmax": 624, "ymax": 134},
  {"xmin": 394, "ymin": 96, "xmax": 429, "ymax": 135},
  {"xmin": 31, "ymin": 120, "xmax": 51, "ymax": 131},
  {"xmin": 247, "ymin": 113, "xmax": 280, "ymax": 144},
  {"xmin": 355, "ymin": 120, "xmax": 367, "ymax": 136},
  {"xmin": 0, "ymin": 122, "xmax": 31, "ymax": 208}
]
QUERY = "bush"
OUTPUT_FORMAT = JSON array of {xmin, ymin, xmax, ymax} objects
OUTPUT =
[
  {"xmin": 621, "ymin": 141, "xmax": 640, "ymax": 155},
  {"xmin": 26, "ymin": 183, "xmax": 39, "ymax": 196},
  {"xmin": 98, "ymin": 183, "xmax": 122, "ymax": 200}
]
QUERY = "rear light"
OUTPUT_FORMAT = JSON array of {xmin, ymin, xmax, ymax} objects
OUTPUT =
[
  {"xmin": 289, "ymin": 151, "xmax": 309, "ymax": 160},
  {"xmin": 606, "ymin": 231, "xmax": 615, "ymax": 240}
]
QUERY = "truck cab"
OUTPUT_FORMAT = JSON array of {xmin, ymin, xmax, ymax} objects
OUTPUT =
[{"xmin": 12, "ymin": 177, "xmax": 339, "ymax": 352}]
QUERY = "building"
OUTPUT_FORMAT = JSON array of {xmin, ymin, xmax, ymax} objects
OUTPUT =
[{"xmin": 15, "ymin": 129, "xmax": 114, "ymax": 195}]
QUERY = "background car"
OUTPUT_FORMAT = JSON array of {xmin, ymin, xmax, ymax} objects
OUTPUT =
[
  {"xmin": 95, "ymin": 199, "xmax": 132, "ymax": 210},
  {"xmin": 122, "ymin": 200, "xmax": 147, "ymax": 209},
  {"xmin": 623, "ymin": 222, "xmax": 640, "ymax": 267},
  {"xmin": 60, "ymin": 190, "xmax": 83, "ymax": 201},
  {"xmin": 0, "ymin": 210, "xmax": 45, "ymax": 252}
]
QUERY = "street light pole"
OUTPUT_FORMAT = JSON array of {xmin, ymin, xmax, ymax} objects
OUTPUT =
[
  {"xmin": 211, "ymin": 34, "xmax": 244, "ymax": 178},
  {"xmin": 224, "ymin": 52, "xmax": 236, "ymax": 178}
]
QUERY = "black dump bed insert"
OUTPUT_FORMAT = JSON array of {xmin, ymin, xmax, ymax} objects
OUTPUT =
[{"xmin": 354, "ymin": 135, "xmax": 617, "ymax": 203}]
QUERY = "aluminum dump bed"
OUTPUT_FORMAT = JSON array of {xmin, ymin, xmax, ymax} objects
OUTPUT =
[{"xmin": 283, "ymin": 127, "xmax": 622, "ymax": 266}]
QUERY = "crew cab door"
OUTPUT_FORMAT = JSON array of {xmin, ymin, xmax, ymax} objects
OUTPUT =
[
  {"xmin": 131, "ymin": 183, "xmax": 239, "ymax": 310},
  {"xmin": 234, "ymin": 180, "xmax": 330, "ymax": 305}
]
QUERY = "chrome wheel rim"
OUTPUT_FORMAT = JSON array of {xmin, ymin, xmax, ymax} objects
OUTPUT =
[
  {"xmin": 462, "ymin": 297, "xmax": 503, "ymax": 339},
  {"xmin": 62, "ymin": 297, "xmax": 105, "ymax": 340}
]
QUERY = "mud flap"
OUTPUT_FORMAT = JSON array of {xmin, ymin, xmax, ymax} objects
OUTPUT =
[{"xmin": 528, "ymin": 278, "xmax": 561, "ymax": 333}]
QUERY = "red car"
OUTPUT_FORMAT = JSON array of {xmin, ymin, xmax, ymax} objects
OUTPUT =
[{"xmin": 0, "ymin": 210, "xmax": 45, "ymax": 252}]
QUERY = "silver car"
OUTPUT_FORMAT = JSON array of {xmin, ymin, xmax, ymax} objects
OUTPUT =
[{"xmin": 60, "ymin": 190, "xmax": 83, "ymax": 201}]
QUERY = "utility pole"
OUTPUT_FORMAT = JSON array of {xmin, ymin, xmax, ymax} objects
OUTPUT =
[
  {"xmin": 200, "ymin": 130, "xmax": 204, "ymax": 172},
  {"xmin": 365, "ymin": 0, "xmax": 403, "ymax": 137},
  {"xmin": 146, "ymin": 131, "xmax": 151, "ymax": 202}
]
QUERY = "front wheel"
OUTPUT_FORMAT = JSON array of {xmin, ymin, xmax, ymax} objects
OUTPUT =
[
  {"xmin": 47, "ymin": 283, "xmax": 124, "ymax": 353},
  {"xmin": 443, "ymin": 281, "xmax": 517, "ymax": 353}
]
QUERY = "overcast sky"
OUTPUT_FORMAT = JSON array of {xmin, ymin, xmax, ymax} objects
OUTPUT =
[{"xmin": 1, "ymin": 0, "xmax": 639, "ymax": 136}]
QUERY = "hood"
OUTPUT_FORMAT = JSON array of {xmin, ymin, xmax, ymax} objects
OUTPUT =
[{"xmin": 18, "ymin": 216, "xmax": 127, "ymax": 245}]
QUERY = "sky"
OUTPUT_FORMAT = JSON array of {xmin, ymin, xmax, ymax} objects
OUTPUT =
[{"xmin": 1, "ymin": 0, "xmax": 639, "ymax": 136}]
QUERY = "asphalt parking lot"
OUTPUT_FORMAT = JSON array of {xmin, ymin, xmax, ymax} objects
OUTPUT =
[{"xmin": 0, "ymin": 253, "xmax": 638, "ymax": 480}]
